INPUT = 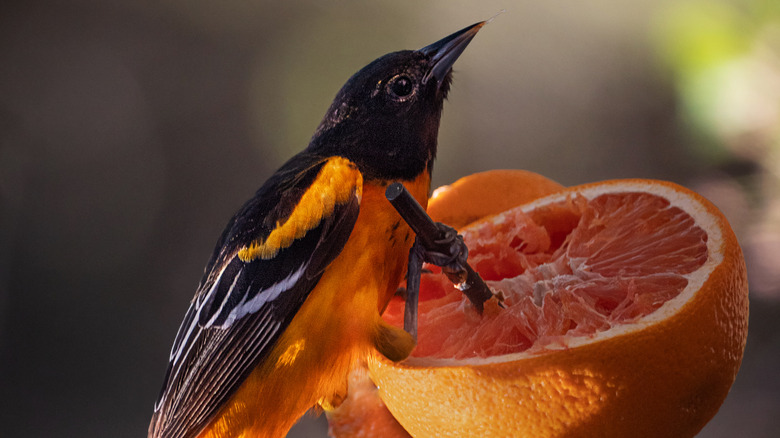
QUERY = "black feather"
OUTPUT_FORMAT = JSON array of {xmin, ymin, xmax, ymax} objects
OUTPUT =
[{"xmin": 150, "ymin": 153, "xmax": 360, "ymax": 438}]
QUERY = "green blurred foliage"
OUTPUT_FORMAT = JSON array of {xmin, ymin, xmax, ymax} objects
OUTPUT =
[{"xmin": 652, "ymin": 0, "xmax": 780, "ymax": 163}]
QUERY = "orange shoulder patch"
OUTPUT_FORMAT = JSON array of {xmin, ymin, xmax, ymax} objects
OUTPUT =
[{"xmin": 238, "ymin": 157, "xmax": 362, "ymax": 261}]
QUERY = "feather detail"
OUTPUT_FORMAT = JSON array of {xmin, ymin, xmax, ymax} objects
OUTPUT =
[{"xmin": 238, "ymin": 157, "xmax": 362, "ymax": 261}]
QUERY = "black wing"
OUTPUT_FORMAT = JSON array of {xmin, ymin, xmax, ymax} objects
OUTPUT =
[{"xmin": 149, "ymin": 154, "xmax": 362, "ymax": 438}]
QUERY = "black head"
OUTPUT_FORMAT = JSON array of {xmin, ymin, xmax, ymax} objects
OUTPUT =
[{"xmin": 307, "ymin": 22, "xmax": 483, "ymax": 181}]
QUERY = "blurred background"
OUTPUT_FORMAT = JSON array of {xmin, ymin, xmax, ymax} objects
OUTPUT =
[{"xmin": 1, "ymin": 0, "xmax": 778, "ymax": 436}]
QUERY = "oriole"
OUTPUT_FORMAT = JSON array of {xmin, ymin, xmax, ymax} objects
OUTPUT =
[{"xmin": 149, "ymin": 21, "xmax": 483, "ymax": 438}]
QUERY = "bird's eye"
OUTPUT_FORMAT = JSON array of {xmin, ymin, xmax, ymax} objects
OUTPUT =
[{"xmin": 386, "ymin": 75, "xmax": 415, "ymax": 100}]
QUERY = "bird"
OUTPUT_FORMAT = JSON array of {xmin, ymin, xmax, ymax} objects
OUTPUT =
[{"xmin": 149, "ymin": 21, "xmax": 484, "ymax": 438}]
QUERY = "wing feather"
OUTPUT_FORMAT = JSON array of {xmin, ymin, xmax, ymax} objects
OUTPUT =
[{"xmin": 149, "ymin": 154, "xmax": 362, "ymax": 438}]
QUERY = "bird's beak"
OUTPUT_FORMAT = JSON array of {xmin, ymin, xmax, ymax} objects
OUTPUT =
[{"xmin": 419, "ymin": 21, "xmax": 484, "ymax": 86}]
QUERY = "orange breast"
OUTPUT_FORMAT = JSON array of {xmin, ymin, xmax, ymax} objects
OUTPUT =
[{"xmin": 198, "ymin": 172, "xmax": 430, "ymax": 438}]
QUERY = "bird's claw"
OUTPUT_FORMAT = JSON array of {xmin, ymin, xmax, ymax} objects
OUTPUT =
[
  {"xmin": 422, "ymin": 223, "xmax": 468, "ymax": 269},
  {"xmin": 404, "ymin": 222, "xmax": 470, "ymax": 340}
]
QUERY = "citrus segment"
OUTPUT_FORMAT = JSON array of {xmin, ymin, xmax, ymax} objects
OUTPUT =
[
  {"xmin": 371, "ymin": 179, "xmax": 748, "ymax": 438},
  {"xmin": 386, "ymin": 189, "xmax": 712, "ymax": 360}
]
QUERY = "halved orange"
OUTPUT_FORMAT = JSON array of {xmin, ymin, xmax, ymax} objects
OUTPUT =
[
  {"xmin": 426, "ymin": 169, "xmax": 564, "ymax": 229},
  {"xmin": 369, "ymin": 178, "xmax": 749, "ymax": 438},
  {"xmin": 325, "ymin": 368, "xmax": 412, "ymax": 438}
]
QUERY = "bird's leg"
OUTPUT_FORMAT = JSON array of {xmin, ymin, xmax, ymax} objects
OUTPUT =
[
  {"xmin": 416, "ymin": 222, "xmax": 470, "ymax": 284},
  {"xmin": 387, "ymin": 182, "xmax": 496, "ymax": 341},
  {"xmin": 403, "ymin": 240, "xmax": 423, "ymax": 342},
  {"xmin": 403, "ymin": 224, "xmax": 472, "ymax": 341}
]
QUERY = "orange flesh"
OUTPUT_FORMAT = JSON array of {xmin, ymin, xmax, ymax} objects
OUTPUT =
[{"xmin": 383, "ymin": 192, "xmax": 709, "ymax": 359}]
